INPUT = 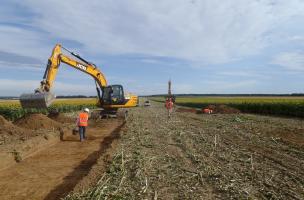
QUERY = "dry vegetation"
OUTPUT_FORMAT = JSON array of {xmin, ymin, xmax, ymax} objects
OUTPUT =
[{"xmin": 65, "ymin": 101, "xmax": 304, "ymax": 199}]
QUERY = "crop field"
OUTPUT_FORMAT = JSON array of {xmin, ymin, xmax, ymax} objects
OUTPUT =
[
  {"xmin": 0, "ymin": 98, "xmax": 97, "ymax": 107},
  {"xmin": 0, "ymin": 98, "xmax": 97, "ymax": 120},
  {"xmin": 151, "ymin": 96, "xmax": 304, "ymax": 118}
]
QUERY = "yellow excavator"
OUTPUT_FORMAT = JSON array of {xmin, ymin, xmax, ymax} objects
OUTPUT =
[{"xmin": 20, "ymin": 44, "xmax": 138, "ymax": 114}]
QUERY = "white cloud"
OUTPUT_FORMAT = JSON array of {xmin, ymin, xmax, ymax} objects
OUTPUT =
[
  {"xmin": 0, "ymin": 61, "xmax": 42, "ymax": 71},
  {"xmin": 125, "ymin": 79, "xmax": 258, "ymax": 95},
  {"xmin": 272, "ymin": 52, "xmax": 304, "ymax": 71},
  {"xmin": 53, "ymin": 82, "xmax": 96, "ymax": 95},
  {"xmin": 0, "ymin": 79, "xmax": 96, "ymax": 96},
  {"xmin": 3, "ymin": 0, "xmax": 302, "ymax": 65},
  {"xmin": 0, "ymin": 25, "xmax": 51, "ymax": 58},
  {"xmin": 126, "ymin": 82, "xmax": 194, "ymax": 95},
  {"xmin": 217, "ymin": 71, "xmax": 270, "ymax": 79},
  {"xmin": 1, "ymin": 0, "xmax": 304, "ymax": 95},
  {"xmin": 288, "ymin": 35, "xmax": 304, "ymax": 42},
  {"xmin": 140, "ymin": 58, "xmax": 163, "ymax": 64},
  {"xmin": 188, "ymin": 79, "xmax": 259, "ymax": 94}
]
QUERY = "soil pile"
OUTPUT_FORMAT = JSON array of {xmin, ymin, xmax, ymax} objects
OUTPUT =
[
  {"xmin": 0, "ymin": 115, "xmax": 13, "ymax": 128},
  {"xmin": 14, "ymin": 113, "xmax": 61, "ymax": 130},
  {"xmin": 0, "ymin": 115, "xmax": 35, "ymax": 144},
  {"xmin": 206, "ymin": 104, "xmax": 240, "ymax": 114},
  {"xmin": 0, "ymin": 115, "xmax": 24, "ymax": 134},
  {"xmin": 48, "ymin": 113, "xmax": 74, "ymax": 123}
]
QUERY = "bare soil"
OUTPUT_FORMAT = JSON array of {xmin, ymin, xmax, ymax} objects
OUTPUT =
[
  {"xmin": 0, "ymin": 114, "xmax": 124, "ymax": 200},
  {"xmin": 0, "ymin": 115, "xmax": 38, "ymax": 145},
  {"xmin": 14, "ymin": 113, "xmax": 61, "ymax": 130},
  {"xmin": 48, "ymin": 112, "xmax": 75, "ymax": 123}
]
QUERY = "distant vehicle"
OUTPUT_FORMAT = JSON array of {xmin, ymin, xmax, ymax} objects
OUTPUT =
[{"xmin": 144, "ymin": 100, "xmax": 151, "ymax": 107}]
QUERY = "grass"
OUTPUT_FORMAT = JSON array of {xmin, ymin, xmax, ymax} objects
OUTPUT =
[{"xmin": 11, "ymin": 149, "xmax": 22, "ymax": 163}]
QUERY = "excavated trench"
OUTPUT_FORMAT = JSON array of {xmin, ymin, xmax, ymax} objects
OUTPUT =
[{"xmin": 0, "ymin": 114, "xmax": 124, "ymax": 200}]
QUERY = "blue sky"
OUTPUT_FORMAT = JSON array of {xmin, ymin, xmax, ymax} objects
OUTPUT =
[{"xmin": 0, "ymin": 0, "xmax": 304, "ymax": 96}]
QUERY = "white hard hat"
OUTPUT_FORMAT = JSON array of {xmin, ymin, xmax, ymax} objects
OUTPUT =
[{"xmin": 84, "ymin": 108, "xmax": 90, "ymax": 113}]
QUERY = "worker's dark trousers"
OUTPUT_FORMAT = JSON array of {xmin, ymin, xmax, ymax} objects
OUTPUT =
[{"xmin": 79, "ymin": 126, "xmax": 86, "ymax": 141}]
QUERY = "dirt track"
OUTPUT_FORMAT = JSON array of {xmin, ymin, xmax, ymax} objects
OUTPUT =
[{"xmin": 0, "ymin": 118, "xmax": 123, "ymax": 200}]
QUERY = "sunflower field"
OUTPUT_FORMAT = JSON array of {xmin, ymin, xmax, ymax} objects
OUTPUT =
[{"xmin": 0, "ymin": 98, "xmax": 97, "ymax": 121}]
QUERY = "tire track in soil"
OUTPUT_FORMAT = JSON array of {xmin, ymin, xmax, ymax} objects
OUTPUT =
[{"xmin": 0, "ymin": 119, "xmax": 125, "ymax": 200}]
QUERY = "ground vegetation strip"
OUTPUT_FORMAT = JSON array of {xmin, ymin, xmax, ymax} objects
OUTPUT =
[
  {"xmin": 152, "ymin": 96, "xmax": 304, "ymax": 118},
  {"xmin": 64, "ymin": 102, "xmax": 304, "ymax": 199}
]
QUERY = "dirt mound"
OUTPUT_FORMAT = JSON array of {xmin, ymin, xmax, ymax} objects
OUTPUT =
[
  {"xmin": 0, "ymin": 115, "xmax": 13, "ymax": 128},
  {"xmin": 48, "ymin": 112, "xmax": 74, "ymax": 123},
  {"xmin": 206, "ymin": 104, "xmax": 240, "ymax": 114},
  {"xmin": 14, "ymin": 113, "xmax": 61, "ymax": 130},
  {"xmin": 0, "ymin": 115, "xmax": 37, "ymax": 144},
  {"xmin": 0, "ymin": 115, "xmax": 25, "ymax": 133}
]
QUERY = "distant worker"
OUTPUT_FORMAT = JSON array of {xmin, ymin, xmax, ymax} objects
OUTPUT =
[
  {"xmin": 203, "ymin": 108, "xmax": 213, "ymax": 114},
  {"xmin": 76, "ymin": 108, "xmax": 89, "ymax": 142},
  {"xmin": 165, "ymin": 98, "xmax": 174, "ymax": 118}
]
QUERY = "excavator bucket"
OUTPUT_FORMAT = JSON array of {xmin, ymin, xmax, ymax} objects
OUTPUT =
[{"xmin": 19, "ymin": 92, "xmax": 56, "ymax": 109}]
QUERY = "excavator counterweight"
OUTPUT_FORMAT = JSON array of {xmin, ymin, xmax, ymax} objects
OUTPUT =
[{"xmin": 20, "ymin": 92, "xmax": 56, "ymax": 109}]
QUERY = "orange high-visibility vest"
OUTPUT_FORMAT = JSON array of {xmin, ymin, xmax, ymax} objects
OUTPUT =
[
  {"xmin": 78, "ymin": 112, "xmax": 89, "ymax": 126},
  {"xmin": 165, "ymin": 100, "xmax": 173, "ymax": 109},
  {"xmin": 203, "ymin": 108, "xmax": 212, "ymax": 114}
]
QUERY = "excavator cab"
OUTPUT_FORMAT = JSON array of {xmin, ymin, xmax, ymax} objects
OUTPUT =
[{"xmin": 102, "ymin": 85, "xmax": 125, "ymax": 105}]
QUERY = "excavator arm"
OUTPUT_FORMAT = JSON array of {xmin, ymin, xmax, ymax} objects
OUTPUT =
[
  {"xmin": 20, "ymin": 44, "xmax": 138, "ymax": 110},
  {"xmin": 38, "ymin": 44, "xmax": 107, "ymax": 93}
]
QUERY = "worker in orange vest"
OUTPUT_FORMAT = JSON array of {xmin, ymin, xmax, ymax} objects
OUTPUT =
[
  {"xmin": 77, "ymin": 108, "xmax": 89, "ymax": 142},
  {"xmin": 203, "ymin": 108, "xmax": 213, "ymax": 114},
  {"xmin": 165, "ymin": 98, "xmax": 174, "ymax": 118}
]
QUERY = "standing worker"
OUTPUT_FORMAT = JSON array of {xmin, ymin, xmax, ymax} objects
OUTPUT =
[
  {"xmin": 165, "ymin": 98, "xmax": 174, "ymax": 119},
  {"xmin": 77, "ymin": 108, "xmax": 89, "ymax": 142}
]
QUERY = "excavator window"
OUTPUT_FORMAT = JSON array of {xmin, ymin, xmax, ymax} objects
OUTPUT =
[{"xmin": 102, "ymin": 85, "xmax": 125, "ymax": 104}]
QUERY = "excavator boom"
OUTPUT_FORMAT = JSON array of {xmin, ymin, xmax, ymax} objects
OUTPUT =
[{"xmin": 20, "ymin": 44, "xmax": 107, "ymax": 109}]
